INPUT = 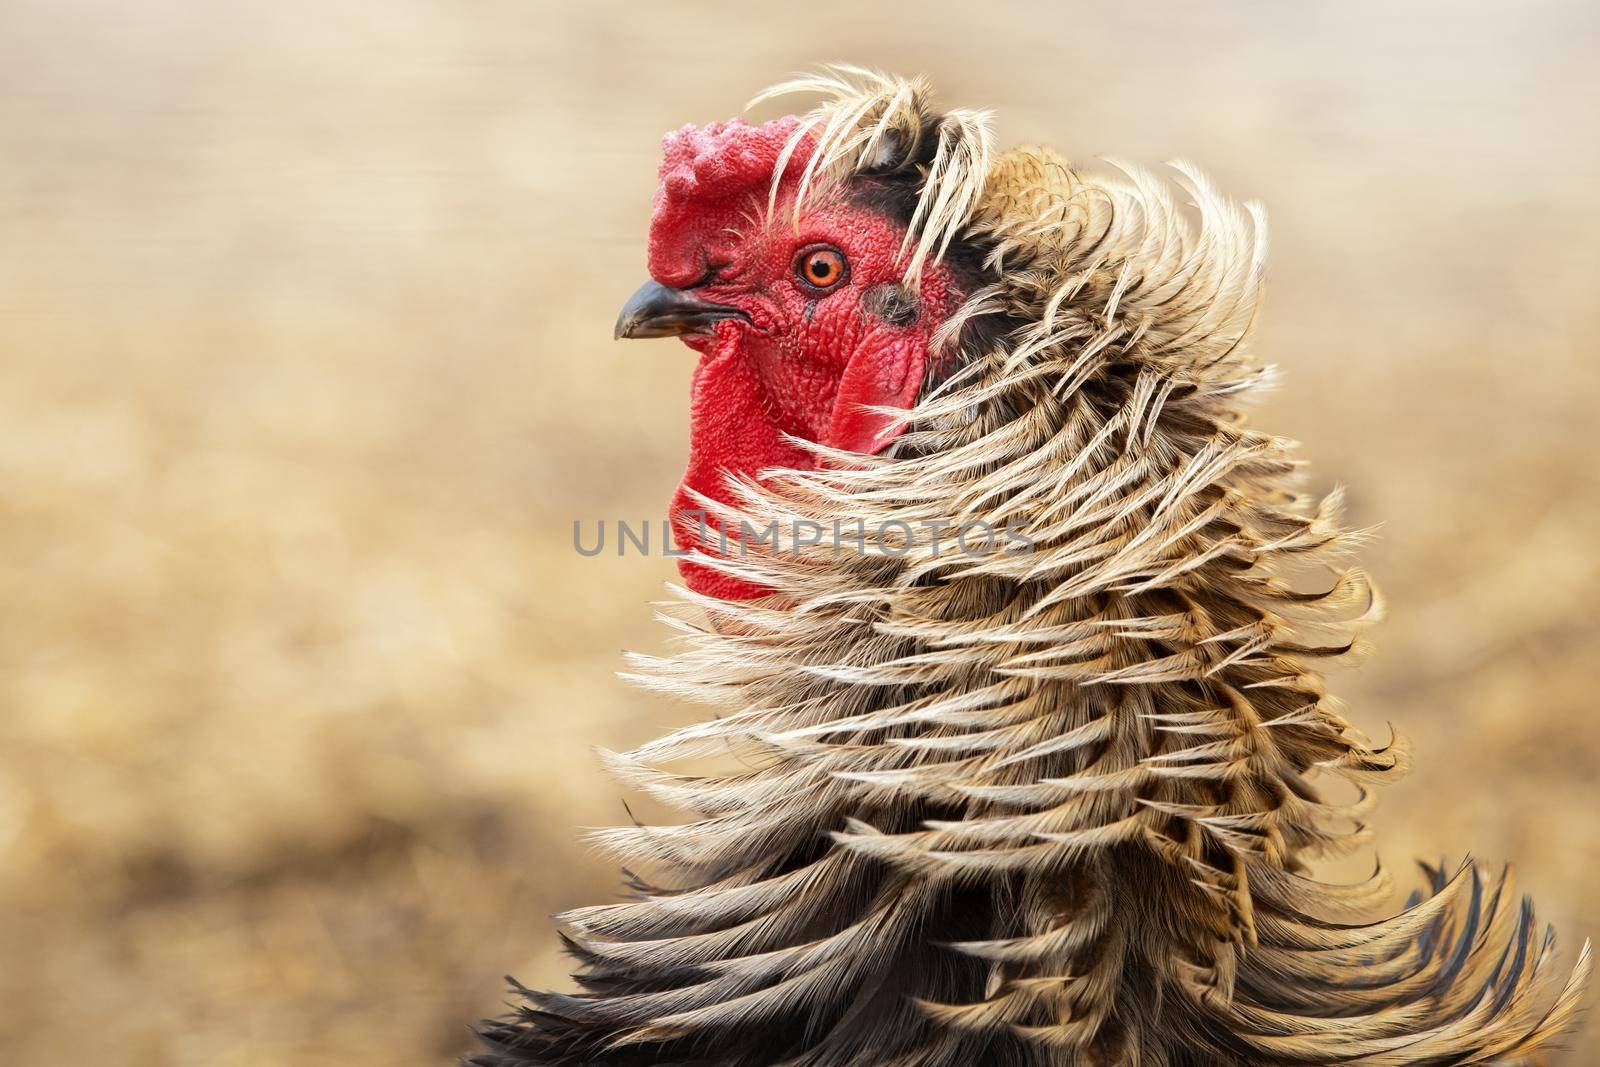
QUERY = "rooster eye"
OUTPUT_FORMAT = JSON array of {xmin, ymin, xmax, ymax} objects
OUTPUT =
[{"xmin": 794, "ymin": 245, "xmax": 849, "ymax": 294}]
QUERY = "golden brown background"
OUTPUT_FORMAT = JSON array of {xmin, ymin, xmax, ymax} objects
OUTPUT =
[{"xmin": 1, "ymin": 1, "xmax": 1596, "ymax": 1063}]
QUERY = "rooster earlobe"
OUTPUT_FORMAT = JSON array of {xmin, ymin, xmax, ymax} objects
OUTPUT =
[{"xmin": 824, "ymin": 338, "xmax": 924, "ymax": 455}]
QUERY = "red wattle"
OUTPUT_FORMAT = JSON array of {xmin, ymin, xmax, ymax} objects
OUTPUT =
[{"xmin": 671, "ymin": 328, "xmax": 816, "ymax": 601}]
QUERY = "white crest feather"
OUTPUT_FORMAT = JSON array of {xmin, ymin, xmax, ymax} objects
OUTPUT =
[{"xmin": 750, "ymin": 65, "xmax": 992, "ymax": 282}]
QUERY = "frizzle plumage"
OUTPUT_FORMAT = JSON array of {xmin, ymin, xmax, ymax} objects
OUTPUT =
[{"xmin": 470, "ymin": 67, "xmax": 1588, "ymax": 1066}]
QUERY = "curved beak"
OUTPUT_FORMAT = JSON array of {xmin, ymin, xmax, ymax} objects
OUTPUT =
[{"xmin": 614, "ymin": 279, "xmax": 748, "ymax": 340}]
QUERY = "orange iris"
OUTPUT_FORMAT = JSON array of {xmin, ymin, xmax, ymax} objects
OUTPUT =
[{"xmin": 797, "ymin": 247, "xmax": 846, "ymax": 291}]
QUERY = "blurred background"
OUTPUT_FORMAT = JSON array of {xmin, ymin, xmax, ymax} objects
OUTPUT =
[{"xmin": 1, "ymin": 1, "xmax": 1596, "ymax": 1063}]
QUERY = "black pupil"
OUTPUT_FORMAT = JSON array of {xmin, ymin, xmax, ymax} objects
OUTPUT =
[{"xmin": 809, "ymin": 256, "xmax": 834, "ymax": 282}]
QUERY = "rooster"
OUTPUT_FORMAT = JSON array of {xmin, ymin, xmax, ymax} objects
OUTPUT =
[{"xmin": 470, "ymin": 68, "xmax": 1589, "ymax": 1066}]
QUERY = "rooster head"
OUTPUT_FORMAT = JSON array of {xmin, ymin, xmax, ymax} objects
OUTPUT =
[{"xmin": 614, "ymin": 84, "xmax": 991, "ymax": 600}]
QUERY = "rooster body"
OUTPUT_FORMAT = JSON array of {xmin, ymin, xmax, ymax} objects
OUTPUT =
[{"xmin": 471, "ymin": 70, "xmax": 1588, "ymax": 1066}]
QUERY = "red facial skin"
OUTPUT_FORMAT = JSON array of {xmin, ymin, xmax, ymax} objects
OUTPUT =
[{"xmin": 643, "ymin": 119, "xmax": 964, "ymax": 600}]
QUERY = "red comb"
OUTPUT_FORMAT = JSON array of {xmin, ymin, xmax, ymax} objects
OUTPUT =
[
  {"xmin": 647, "ymin": 117, "xmax": 812, "ymax": 287},
  {"xmin": 659, "ymin": 117, "xmax": 806, "ymax": 204}
]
